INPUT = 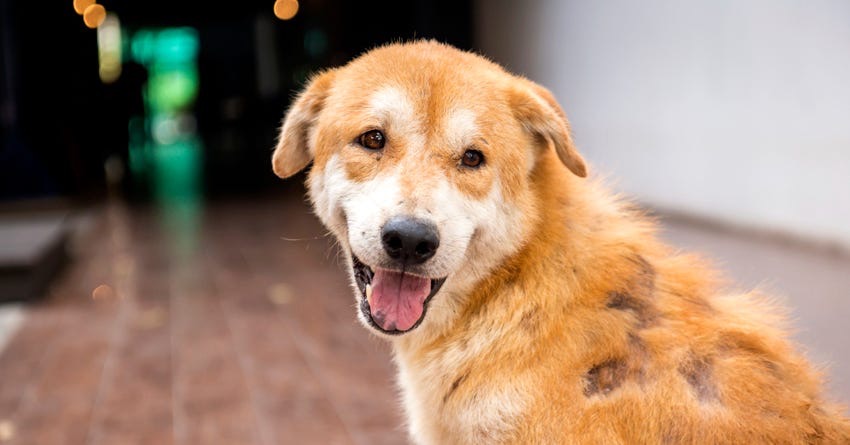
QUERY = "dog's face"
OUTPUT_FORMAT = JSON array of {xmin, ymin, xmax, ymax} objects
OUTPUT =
[{"xmin": 273, "ymin": 42, "xmax": 586, "ymax": 337}]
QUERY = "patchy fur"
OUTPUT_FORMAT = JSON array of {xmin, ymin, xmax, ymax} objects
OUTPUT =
[{"xmin": 273, "ymin": 41, "xmax": 850, "ymax": 444}]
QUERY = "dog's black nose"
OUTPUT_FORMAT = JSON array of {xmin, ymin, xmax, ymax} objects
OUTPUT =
[{"xmin": 381, "ymin": 217, "xmax": 440, "ymax": 265}]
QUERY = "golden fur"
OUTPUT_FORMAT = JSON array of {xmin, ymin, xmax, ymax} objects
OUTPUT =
[{"xmin": 273, "ymin": 41, "xmax": 850, "ymax": 444}]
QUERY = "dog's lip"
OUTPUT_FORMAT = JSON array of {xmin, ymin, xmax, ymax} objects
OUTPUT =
[{"xmin": 351, "ymin": 254, "xmax": 447, "ymax": 335}]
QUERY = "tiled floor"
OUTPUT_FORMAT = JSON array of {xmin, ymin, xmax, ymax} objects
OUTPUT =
[
  {"xmin": 0, "ymin": 192, "xmax": 848, "ymax": 444},
  {"xmin": 0, "ymin": 193, "xmax": 406, "ymax": 445}
]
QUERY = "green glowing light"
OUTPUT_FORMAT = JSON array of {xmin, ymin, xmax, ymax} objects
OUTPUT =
[
  {"xmin": 151, "ymin": 138, "xmax": 203, "ymax": 203},
  {"xmin": 127, "ymin": 26, "xmax": 202, "ymax": 190},
  {"xmin": 154, "ymin": 28, "xmax": 199, "ymax": 66},
  {"xmin": 147, "ymin": 68, "xmax": 199, "ymax": 113}
]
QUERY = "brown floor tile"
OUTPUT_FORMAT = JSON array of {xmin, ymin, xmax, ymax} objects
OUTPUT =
[
  {"xmin": 86, "ymin": 302, "xmax": 174, "ymax": 445},
  {"xmin": 170, "ymin": 281, "xmax": 261, "ymax": 445}
]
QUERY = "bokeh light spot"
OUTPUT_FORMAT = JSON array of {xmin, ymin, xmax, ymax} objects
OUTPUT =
[
  {"xmin": 0, "ymin": 420, "xmax": 14, "ymax": 441},
  {"xmin": 273, "ymin": 0, "xmax": 299, "ymax": 20},
  {"xmin": 92, "ymin": 284, "xmax": 116, "ymax": 301},
  {"xmin": 268, "ymin": 283, "xmax": 293, "ymax": 305},
  {"xmin": 73, "ymin": 0, "xmax": 95, "ymax": 15},
  {"xmin": 136, "ymin": 307, "xmax": 167, "ymax": 330},
  {"xmin": 83, "ymin": 4, "xmax": 106, "ymax": 29}
]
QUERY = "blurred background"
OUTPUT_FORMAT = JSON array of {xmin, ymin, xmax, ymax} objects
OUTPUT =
[{"xmin": 0, "ymin": 0, "xmax": 847, "ymax": 443}]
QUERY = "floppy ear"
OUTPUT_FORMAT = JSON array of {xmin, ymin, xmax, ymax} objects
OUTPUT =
[
  {"xmin": 272, "ymin": 70, "xmax": 337, "ymax": 179},
  {"xmin": 510, "ymin": 81, "xmax": 588, "ymax": 178}
]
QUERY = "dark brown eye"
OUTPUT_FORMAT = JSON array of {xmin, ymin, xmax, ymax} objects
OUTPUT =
[
  {"xmin": 358, "ymin": 130, "xmax": 385, "ymax": 150},
  {"xmin": 461, "ymin": 149, "xmax": 484, "ymax": 168}
]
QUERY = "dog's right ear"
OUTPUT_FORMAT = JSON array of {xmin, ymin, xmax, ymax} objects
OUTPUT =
[
  {"xmin": 272, "ymin": 70, "xmax": 337, "ymax": 179},
  {"xmin": 509, "ymin": 80, "xmax": 588, "ymax": 178}
]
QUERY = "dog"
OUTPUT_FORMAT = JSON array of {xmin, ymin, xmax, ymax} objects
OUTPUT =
[{"xmin": 272, "ymin": 41, "xmax": 850, "ymax": 444}]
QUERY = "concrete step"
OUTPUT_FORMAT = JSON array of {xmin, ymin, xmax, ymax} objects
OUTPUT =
[{"xmin": 0, "ymin": 211, "xmax": 70, "ymax": 302}]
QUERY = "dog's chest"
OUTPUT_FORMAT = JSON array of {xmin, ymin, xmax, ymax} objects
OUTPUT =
[{"xmin": 396, "ymin": 345, "xmax": 530, "ymax": 444}]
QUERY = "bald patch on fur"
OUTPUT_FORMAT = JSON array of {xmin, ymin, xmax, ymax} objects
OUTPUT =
[
  {"xmin": 679, "ymin": 354, "xmax": 721, "ymax": 404},
  {"xmin": 584, "ymin": 333, "xmax": 650, "ymax": 398},
  {"xmin": 519, "ymin": 305, "xmax": 540, "ymax": 334},
  {"xmin": 607, "ymin": 255, "xmax": 659, "ymax": 328},
  {"xmin": 583, "ymin": 359, "xmax": 628, "ymax": 397}
]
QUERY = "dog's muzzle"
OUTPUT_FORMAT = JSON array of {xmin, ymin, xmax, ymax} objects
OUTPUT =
[{"xmin": 350, "ymin": 216, "xmax": 447, "ymax": 334}]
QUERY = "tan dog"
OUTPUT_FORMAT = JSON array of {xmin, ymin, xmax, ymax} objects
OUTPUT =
[{"xmin": 272, "ymin": 41, "xmax": 850, "ymax": 444}]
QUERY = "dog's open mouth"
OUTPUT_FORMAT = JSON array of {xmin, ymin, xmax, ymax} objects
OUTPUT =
[{"xmin": 352, "ymin": 255, "xmax": 446, "ymax": 335}]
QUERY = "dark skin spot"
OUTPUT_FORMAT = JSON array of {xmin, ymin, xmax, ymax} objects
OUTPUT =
[
  {"xmin": 606, "ymin": 291, "xmax": 660, "ymax": 329},
  {"xmin": 584, "ymin": 333, "xmax": 651, "ymax": 397},
  {"xmin": 443, "ymin": 372, "xmax": 469, "ymax": 404},
  {"xmin": 628, "ymin": 255, "xmax": 656, "ymax": 282},
  {"xmin": 583, "ymin": 359, "xmax": 628, "ymax": 397},
  {"xmin": 627, "ymin": 333, "xmax": 650, "ymax": 383},
  {"xmin": 661, "ymin": 428, "xmax": 686, "ymax": 445},
  {"xmin": 678, "ymin": 354, "xmax": 721, "ymax": 404},
  {"xmin": 606, "ymin": 257, "xmax": 660, "ymax": 328},
  {"xmin": 519, "ymin": 306, "xmax": 540, "ymax": 333}
]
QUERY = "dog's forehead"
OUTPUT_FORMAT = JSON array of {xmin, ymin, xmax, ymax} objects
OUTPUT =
[
  {"xmin": 365, "ymin": 86, "xmax": 479, "ymax": 144},
  {"xmin": 366, "ymin": 87, "xmax": 423, "ymax": 138},
  {"xmin": 331, "ymin": 45, "xmax": 504, "ymax": 124},
  {"xmin": 368, "ymin": 87, "xmax": 416, "ymax": 122}
]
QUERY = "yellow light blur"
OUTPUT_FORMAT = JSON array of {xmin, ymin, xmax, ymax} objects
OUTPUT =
[
  {"xmin": 268, "ymin": 283, "xmax": 294, "ymax": 305},
  {"xmin": 273, "ymin": 0, "xmax": 299, "ymax": 20},
  {"xmin": 135, "ymin": 307, "xmax": 167, "ymax": 330},
  {"xmin": 73, "ymin": 0, "xmax": 95, "ymax": 15},
  {"xmin": 98, "ymin": 13, "xmax": 122, "ymax": 83},
  {"xmin": 83, "ymin": 4, "xmax": 106, "ymax": 29},
  {"xmin": 0, "ymin": 419, "xmax": 14, "ymax": 442}
]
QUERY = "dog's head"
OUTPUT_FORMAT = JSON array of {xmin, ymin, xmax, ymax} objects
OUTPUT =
[{"xmin": 273, "ymin": 41, "xmax": 586, "ymax": 337}]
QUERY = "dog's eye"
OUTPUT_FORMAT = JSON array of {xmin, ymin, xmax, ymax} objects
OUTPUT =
[
  {"xmin": 358, "ymin": 130, "xmax": 385, "ymax": 150},
  {"xmin": 461, "ymin": 149, "xmax": 484, "ymax": 168}
]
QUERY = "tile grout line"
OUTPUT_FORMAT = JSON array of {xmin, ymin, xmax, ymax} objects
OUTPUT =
[
  {"xmin": 84, "ymin": 204, "xmax": 137, "ymax": 445},
  {"xmin": 241, "ymin": 237, "xmax": 365, "ymax": 445},
  {"xmin": 281, "ymin": 286, "xmax": 365, "ymax": 445},
  {"xmin": 170, "ymin": 266, "xmax": 188, "ymax": 445},
  {"xmin": 205, "ymin": 247, "xmax": 276, "ymax": 445},
  {"xmin": 250, "ymin": 244, "xmax": 363, "ymax": 445},
  {"xmin": 83, "ymin": 295, "xmax": 134, "ymax": 445}
]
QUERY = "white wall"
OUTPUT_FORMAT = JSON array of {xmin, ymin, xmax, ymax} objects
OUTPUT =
[{"xmin": 476, "ymin": 0, "xmax": 850, "ymax": 246}]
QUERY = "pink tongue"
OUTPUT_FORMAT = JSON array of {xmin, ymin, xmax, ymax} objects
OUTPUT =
[{"xmin": 369, "ymin": 269, "xmax": 431, "ymax": 332}]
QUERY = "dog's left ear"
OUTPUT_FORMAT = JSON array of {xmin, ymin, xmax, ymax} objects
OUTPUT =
[
  {"xmin": 510, "ymin": 81, "xmax": 588, "ymax": 178},
  {"xmin": 272, "ymin": 69, "xmax": 337, "ymax": 179}
]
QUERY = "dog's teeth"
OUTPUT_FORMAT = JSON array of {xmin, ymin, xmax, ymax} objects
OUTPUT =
[{"xmin": 366, "ymin": 283, "xmax": 373, "ymax": 304}]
